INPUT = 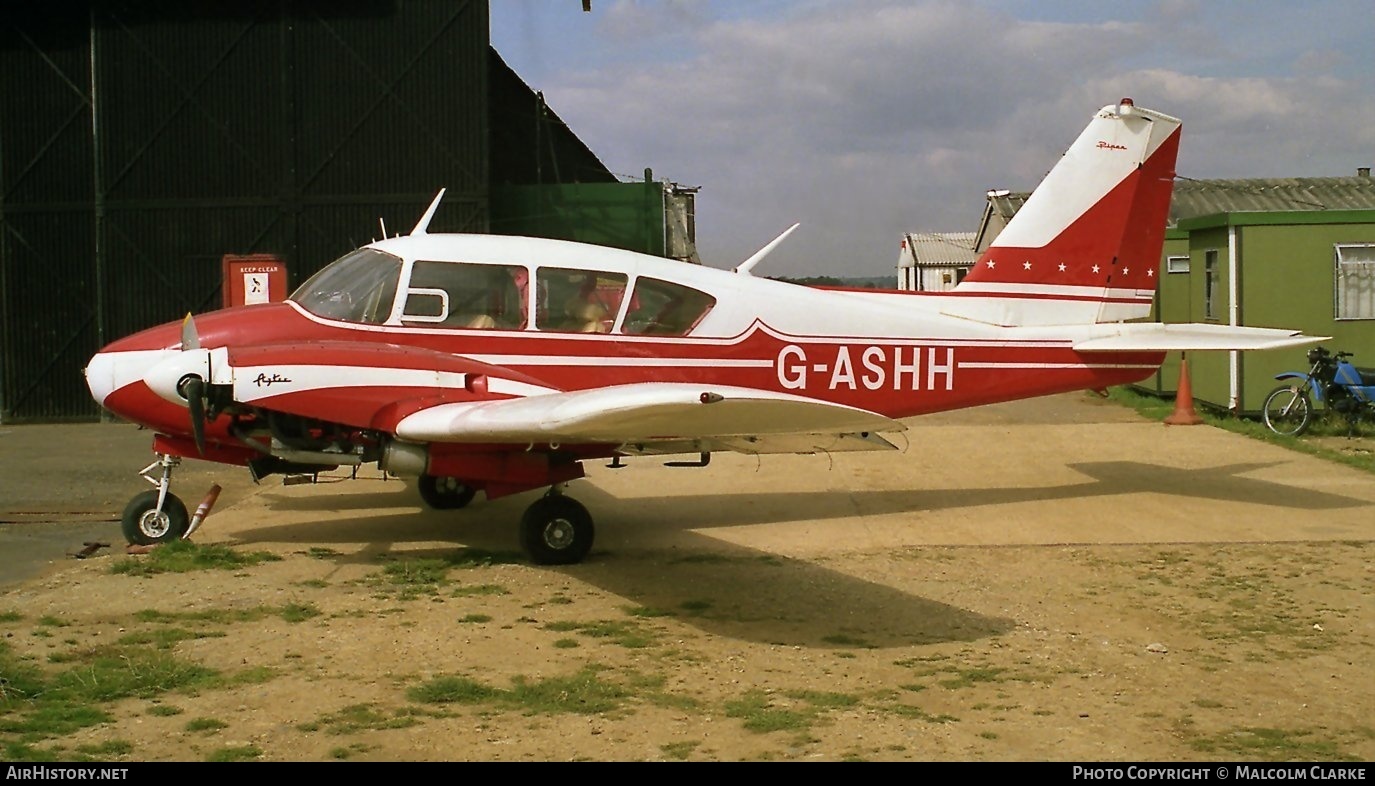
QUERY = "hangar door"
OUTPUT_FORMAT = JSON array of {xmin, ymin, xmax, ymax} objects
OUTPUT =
[{"xmin": 0, "ymin": 1, "xmax": 488, "ymax": 422}]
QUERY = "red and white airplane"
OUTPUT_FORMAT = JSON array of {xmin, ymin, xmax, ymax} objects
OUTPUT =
[{"xmin": 85, "ymin": 99, "xmax": 1321, "ymax": 564}]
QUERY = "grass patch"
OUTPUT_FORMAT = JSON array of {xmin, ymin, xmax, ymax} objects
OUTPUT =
[
  {"xmin": 457, "ymin": 614, "xmax": 492, "ymax": 624},
  {"xmin": 132, "ymin": 604, "xmax": 318, "ymax": 626},
  {"xmin": 1188, "ymin": 726, "xmax": 1360, "ymax": 761},
  {"xmin": 625, "ymin": 606, "xmax": 674, "ymax": 618},
  {"xmin": 185, "ymin": 717, "xmax": 228, "ymax": 733},
  {"xmin": 541, "ymin": 619, "xmax": 658, "ymax": 649},
  {"xmin": 724, "ymin": 691, "xmax": 812, "ymax": 734},
  {"xmin": 297, "ymin": 703, "xmax": 423, "ymax": 735},
  {"xmin": 0, "ymin": 611, "xmax": 23, "ymax": 623},
  {"xmin": 408, "ymin": 667, "xmax": 631, "ymax": 716},
  {"xmin": 110, "ymin": 540, "xmax": 282, "ymax": 576},
  {"xmin": 279, "ymin": 602, "xmax": 322, "ymax": 623},
  {"xmin": 0, "ymin": 640, "xmax": 224, "ymax": 746},
  {"xmin": 116, "ymin": 628, "xmax": 227, "ymax": 649},
  {"xmin": 938, "ymin": 667, "xmax": 1008, "ymax": 690},
  {"xmin": 367, "ymin": 550, "xmax": 520, "ymax": 599},
  {"xmin": 1107, "ymin": 387, "xmax": 1375, "ymax": 475},
  {"xmin": 661, "ymin": 740, "xmax": 700, "ymax": 760},
  {"xmin": 75, "ymin": 739, "xmax": 133, "ymax": 756},
  {"xmin": 207, "ymin": 744, "xmax": 262, "ymax": 762},
  {"xmin": 450, "ymin": 584, "xmax": 509, "ymax": 598},
  {"xmin": 821, "ymin": 633, "xmax": 874, "ymax": 649}
]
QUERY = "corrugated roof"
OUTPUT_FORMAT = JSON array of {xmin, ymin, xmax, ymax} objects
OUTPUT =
[
  {"xmin": 1170, "ymin": 176, "xmax": 1375, "ymax": 219},
  {"xmin": 983, "ymin": 175, "xmax": 1375, "ymax": 229},
  {"xmin": 900, "ymin": 231, "xmax": 977, "ymax": 267}
]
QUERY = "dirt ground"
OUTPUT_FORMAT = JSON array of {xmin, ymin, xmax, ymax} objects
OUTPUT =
[{"xmin": 1, "ymin": 393, "xmax": 1373, "ymax": 762}]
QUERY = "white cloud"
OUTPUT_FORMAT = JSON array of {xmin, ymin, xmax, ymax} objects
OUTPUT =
[{"xmin": 514, "ymin": 0, "xmax": 1375, "ymax": 276}]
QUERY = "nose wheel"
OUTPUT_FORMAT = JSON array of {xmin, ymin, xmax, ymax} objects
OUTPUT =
[
  {"xmin": 121, "ymin": 454, "xmax": 190, "ymax": 545},
  {"xmin": 519, "ymin": 492, "xmax": 594, "ymax": 565}
]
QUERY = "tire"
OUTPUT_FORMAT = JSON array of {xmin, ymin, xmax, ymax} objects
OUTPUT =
[
  {"xmin": 1261, "ymin": 384, "xmax": 1314, "ymax": 437},
  {"xmin": 417, "ymin": 475, "xmax": 477, "ymax": 510},
  {"xmin": 120, "ymin": 490, "xmax": 190, "ymax": 546},
  {"xmin": 519, "ymin": 496, "xmax": 594, "ymax": 565}
]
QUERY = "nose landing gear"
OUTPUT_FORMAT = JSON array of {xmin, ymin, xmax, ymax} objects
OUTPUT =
[{"xmin": 121, "ymin": 454, "xmax": 190, "ymax": 545}]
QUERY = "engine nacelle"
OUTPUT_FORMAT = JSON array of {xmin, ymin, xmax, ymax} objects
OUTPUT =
[{"xmin": 380, "ymin": 439, "xmax": 429, "ymax": 477}]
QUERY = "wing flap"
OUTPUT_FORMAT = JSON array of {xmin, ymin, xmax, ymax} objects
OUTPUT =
[
  {"xmin": 616, "ymin": 431, "xmax": 899, "ymax": 457},
  {"xmin": 395, "ymin": 382, "xmax": 903, "ymax": 444},
  {"xmin": 1074, "ymin": 323, "xmax": 1329, "ymax": 352}
]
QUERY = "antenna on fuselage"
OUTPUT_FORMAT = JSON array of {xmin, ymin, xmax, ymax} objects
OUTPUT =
[
  {"xmin": 379, "ymin": 217, "xmax": 388, "ymax": 240},
  {"xmin": 410, "ymin": 188, "xmax": 447, "ymax": 236},
  {"xmin": 734, "ymin": 223, "xmax": 800, "ymax": 275}
]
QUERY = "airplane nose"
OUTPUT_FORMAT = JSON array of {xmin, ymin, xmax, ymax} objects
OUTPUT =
[
  {"xmin": 84, "ymin": 351, "xmax": 118, "ymax": 407},
  {"xmin": 84, "ymin": 348, "xmax": 181, "ymax": 410}
]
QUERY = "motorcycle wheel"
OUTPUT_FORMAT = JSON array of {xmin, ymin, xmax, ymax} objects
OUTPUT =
[{"xmin": 1261, "ymin": 384, "xmax": 1314, "ymax": 436}]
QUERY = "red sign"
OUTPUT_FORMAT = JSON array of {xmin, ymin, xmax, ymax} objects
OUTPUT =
[{"xmin": 222, "ymin": 254, "xmax": 288, "ymax": 308}]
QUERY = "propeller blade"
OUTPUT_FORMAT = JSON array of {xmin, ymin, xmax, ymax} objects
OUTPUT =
[
  {"xmin": 183, "ymin": 376, "xmax": 207, "ymax": 455},
  {"xmin": 180, "ymin": 313, "xmax": 200, "ymax": 351}
]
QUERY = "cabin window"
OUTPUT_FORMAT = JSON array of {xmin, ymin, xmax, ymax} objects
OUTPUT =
[
  {"xmin": 622, "ymin": 277, "xmax": 716, "ymax": 336},
  {"xmin": 1203, "ymin": 250, "xmax": 1219, "ymax": 320},
  {"xmin": 402, "ymin": 261, "xmax": 527, "ymax": 330},
  {"xmin": 290, "ymin": 248, "xmax": 401, "ymax": 325},
  {"xmin": 1335, "ymin": 243, "xmax": 1375, "ymax": 320},
  {"xmin": 535, "ymin": 267, "xmax": 628, "ymax": 333},
  {"xmin": 1166, "ymin": 255, "xmax": 1190, "ymax": 274}
]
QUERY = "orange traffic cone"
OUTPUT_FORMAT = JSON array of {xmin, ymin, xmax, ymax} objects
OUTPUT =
[{"xmin": 1164, "ymin": 353, "xmax": 1203, "ymax": 426}]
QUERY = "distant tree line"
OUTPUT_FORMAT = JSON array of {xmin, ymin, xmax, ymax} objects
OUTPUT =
[{"xmin": 767, "ymin": 275, "xmax": 887, "ymax": 289}]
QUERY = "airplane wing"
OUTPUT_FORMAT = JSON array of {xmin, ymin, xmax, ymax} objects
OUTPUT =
[
  {"xmin": 394, "ymin": 382, "xmax": 904, "ymax": 455},
  {"xmin": 1073, "ymin": 323, "xmax": 1328, "ymax": 352}
]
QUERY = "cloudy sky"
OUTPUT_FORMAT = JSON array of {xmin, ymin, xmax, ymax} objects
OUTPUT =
[{"xmin": 490, "ymin": 0, "xmax": 1375, "ymax": 278}]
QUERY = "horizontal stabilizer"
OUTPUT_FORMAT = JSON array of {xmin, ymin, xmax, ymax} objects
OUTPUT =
[
  {"xmin": 1073, "ymin": 323, "xmax": 1328, "ymax": 352},
  {"xmin": 396, "ymin": 382, "xmax": 902, "ymax": 445}
]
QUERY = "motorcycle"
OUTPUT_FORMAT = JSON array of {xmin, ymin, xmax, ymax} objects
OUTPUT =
[{"xmin": 1262, "ymin": 346, "xmax": 1375, "ymax": 437}]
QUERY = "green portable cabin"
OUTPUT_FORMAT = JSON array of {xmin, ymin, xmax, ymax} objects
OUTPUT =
[{"xmin": 1154, "ymin": 209, "xmax": 1375, "ymax": 414}]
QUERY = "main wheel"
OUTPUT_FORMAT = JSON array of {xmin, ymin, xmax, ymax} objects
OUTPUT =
[
  {"xmin": 418, "ymin": 475, "xmax": 477, "ymax": 510},
  {"xmin": 120, "ymin": 490, "xmax": 190, "ymax": 546},
  {"xmin": 1261, "ymin": 384, "xmax": 1314, "ymax": 436},
  {"xmin": 519, "ymin": 496, "xmax": 594, "ymax": 565}
]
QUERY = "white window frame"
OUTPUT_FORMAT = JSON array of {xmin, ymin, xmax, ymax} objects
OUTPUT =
[
  {"xmin": 1335, "ymin": 242, "xmax": 1375, "ymax": 321},
  {"xmin": 1166, "ymin": 255, "xmax": 1190, "ymax": 274}
]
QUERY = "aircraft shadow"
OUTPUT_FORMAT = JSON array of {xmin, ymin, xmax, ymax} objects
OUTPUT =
[
  {"xmin": 575, "ymin": 460, "xmax": 1368, "ymax": 532},
  {"xmin": 224, "ymin": 458, "xmax": 1366, "ymax": 648},
  {"xmin": 228, "ymin": 502, "xmax": 1012, "ymax": 649}
]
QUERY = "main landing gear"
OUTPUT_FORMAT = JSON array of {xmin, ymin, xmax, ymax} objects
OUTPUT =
[
  {"xmin": 519, "ymin": 489, "xmax": 594, "ymax": 566},
  {"xmin": 121, "ymin": 454, "xmax": 190, "ymax": 546},
  {"xmin": 417, "ymin": 475, "xmax": 595, "ymax": 566}
]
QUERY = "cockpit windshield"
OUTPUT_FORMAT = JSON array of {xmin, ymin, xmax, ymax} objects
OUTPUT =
[{"xmin": 290, "ymin": 248, "xmax": 402, "ymax": 324}]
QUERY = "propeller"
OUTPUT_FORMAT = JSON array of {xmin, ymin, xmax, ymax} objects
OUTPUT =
[
  {"xmin": 178, "ymin": 313, "xmax": 208, "ymax": 454},
  {"xmin": 181, "ymin": 312, "xmax": 200, "ymax": 351},
  {"xmin": 179, "ymin": 375, "xmax": 208, "ymax": 455}
]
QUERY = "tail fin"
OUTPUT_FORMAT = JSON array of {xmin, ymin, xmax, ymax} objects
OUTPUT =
[{"xmin": 950, "ymin": 99, "xmax": 1181, "ymax": 326}]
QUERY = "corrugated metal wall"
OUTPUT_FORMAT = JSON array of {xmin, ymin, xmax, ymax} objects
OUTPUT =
[{"xmin": 0, "ymin": 1, "xmax": 488, "ymax": 421}]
